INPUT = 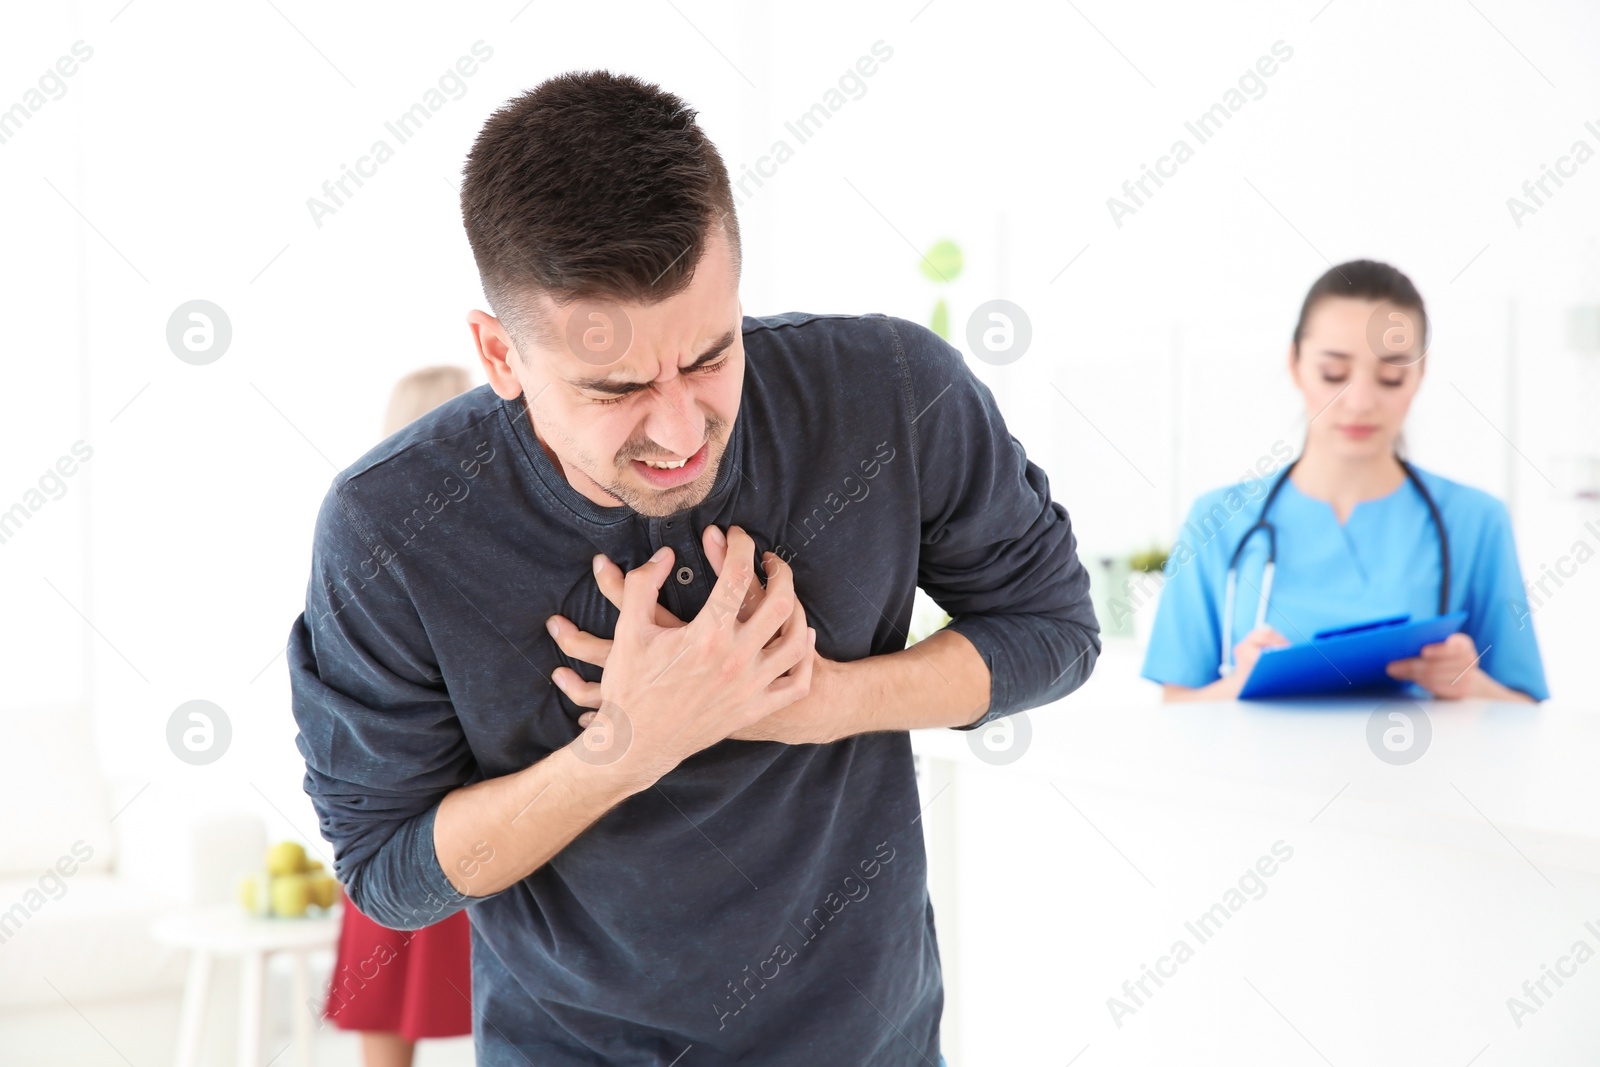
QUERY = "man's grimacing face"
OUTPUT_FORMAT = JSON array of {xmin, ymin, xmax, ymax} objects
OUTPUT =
[{"xmin": 473, "ymin": 228, "xmax": 744, "ymax": 520}]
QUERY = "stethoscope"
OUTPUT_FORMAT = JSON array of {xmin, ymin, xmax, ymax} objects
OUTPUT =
[{"xmin": 1219, "ymin": 457, "xmax": 1451, "ymax": 677}]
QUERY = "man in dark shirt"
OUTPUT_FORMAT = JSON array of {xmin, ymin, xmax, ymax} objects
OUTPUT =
[{"xmin": 289, "ymin": 70, "xmax": 1099, "ymax": 1066}]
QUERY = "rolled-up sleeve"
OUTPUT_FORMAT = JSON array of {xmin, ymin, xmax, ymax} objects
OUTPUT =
[
  {"xmin": 288, "ymin": 484, "xmax": 480, "ymax": 929},
  {"xmin": 887, "ymin": 316, "xmax": 1102, "ymax": 730}
]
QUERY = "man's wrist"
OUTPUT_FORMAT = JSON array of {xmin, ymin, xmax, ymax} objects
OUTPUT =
[
  {"xmin": 553, "ymin": 734, "xmax": 662, "ymax": 801},
  {"xmin": 810, "ymin": 656, "xmax": 848, "ymax": 743},
  {"xmin": 812, "ymin": 639, "xmax": 990, "ymax": 736}
]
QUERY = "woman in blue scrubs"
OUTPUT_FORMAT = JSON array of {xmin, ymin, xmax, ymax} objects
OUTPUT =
[{"xmin": 1143, "ymin": 260, "xmax": 1548, "ymax": 703}]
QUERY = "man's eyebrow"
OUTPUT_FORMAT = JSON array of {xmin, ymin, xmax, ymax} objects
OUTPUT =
[{"xmin": 567, "ymin": 328, "xmax": 737, "ymax": 395}]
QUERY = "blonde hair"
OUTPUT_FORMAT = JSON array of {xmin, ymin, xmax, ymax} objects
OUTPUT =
[{"xmin": 382, "ymin": 366, "xmax": 475, "ymax": 436}]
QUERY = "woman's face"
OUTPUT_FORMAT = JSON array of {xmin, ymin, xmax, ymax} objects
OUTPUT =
[{"xmin": 1289, "ymin": 295, "xmax": 1425, "ymax": 461}]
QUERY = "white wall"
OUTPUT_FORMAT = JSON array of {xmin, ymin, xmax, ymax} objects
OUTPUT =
[{"xmin": 1, "ymin": 5, "xmax": 92, "ymax": 711}]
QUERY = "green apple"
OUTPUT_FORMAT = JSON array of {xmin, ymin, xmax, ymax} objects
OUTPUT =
[
  {"xmin": 271, "ymin": 874, "xmax": 311, "ymax": 918},
  {"xmin": 919, "ymin": 239, "xmax": 963, "ymax": 284},
  {"xmin": 267, "ymin": 842, "xmax": 307, "ymax": 876},
  {"xmin": 310, "ymin": 875, "xmax": 338, "ymax": 910},
  {"xmin": 238, "ymin": 874, "xmax": 269, "ymax": 917}
]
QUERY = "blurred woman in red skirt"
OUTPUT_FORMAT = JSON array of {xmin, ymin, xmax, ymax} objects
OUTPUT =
[{"xmin": 323, "ymin": 366, "xmax": 477, "ymax": 1067}]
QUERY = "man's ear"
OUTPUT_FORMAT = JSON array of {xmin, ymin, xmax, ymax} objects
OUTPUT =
[{"xmin": 467, "ymin": 309, "xmax": 524, "ymax": 400}]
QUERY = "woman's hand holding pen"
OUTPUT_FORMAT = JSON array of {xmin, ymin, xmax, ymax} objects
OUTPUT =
[{"xmin": 1224, "ymin": 626, "xmax": 1290, "ymax": 697}]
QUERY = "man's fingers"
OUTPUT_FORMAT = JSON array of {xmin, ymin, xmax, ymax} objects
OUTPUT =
[
  {"xmin": 740, "ymin": 550, "xmax": 796, "ymax": 654},
  {"xmin": 699, "ymin": 525, "xmax": 772, "ymax": 623},
  {"xmin": 547, "ymin": 616, "xmax": 612, "ymax": 667},
  {"xmin": 593, "ymin": 555, "xmax": 684, "ymax": 629},
  {"xmin": 618, "ymin": 546, "xmax": 674, "ymax": 633},
  {"xmin": 759, "ymin": 607, "xmax": 807, "ymax": 688},
  {"xmin": 702, "ymin": 524, "xmax": 728, "ymax": 576},
  {"xmin": 697, "ymin": 525, "xmax": 758, "ymax": 633},
  {"xmin": 763, "ymin": 581, "xmax": 806, "ymax": 656},
  {"xmin": 746, "ymin": 556, "xmax": 807, "ymax": 675},
  {"xmin": 593, "ymin": 555, "xmax": 626, "ymax": 609},
  {"xmin": 758, "ymin": 629, "xmax": 815, "ymax": 711},
  {"xmin": 553, "ymin": 667, "xmax": 603, "ymax": 708}
]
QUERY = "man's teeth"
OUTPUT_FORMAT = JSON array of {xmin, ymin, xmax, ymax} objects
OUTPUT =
[{"xmin": 643, "ymin": 458, "xmax": 688, "ymax": 469}]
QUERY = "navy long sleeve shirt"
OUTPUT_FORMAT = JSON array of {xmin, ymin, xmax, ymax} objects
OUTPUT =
[{"xmin": 288, "ymin": 311, "xmax": 1100, "ymax": 1066}]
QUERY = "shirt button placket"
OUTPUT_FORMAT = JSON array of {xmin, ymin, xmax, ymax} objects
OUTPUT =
[{"xmin": 660, "ymin": 517, "xmax": 706, "ymax": 618}]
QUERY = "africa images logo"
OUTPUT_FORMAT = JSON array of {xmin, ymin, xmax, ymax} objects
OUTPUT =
[
  {"xmin": 712, "ymin": 841, "xmax": 897, "ymax": 1029},
  {"xmin": 1106, "ymin": 841, "xmax": 1295, "ymax": 1028}
]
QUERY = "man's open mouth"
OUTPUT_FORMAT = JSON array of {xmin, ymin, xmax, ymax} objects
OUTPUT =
[{"xmin": 630, "ymin": 440, "xmax": 710, "ymax": 488}]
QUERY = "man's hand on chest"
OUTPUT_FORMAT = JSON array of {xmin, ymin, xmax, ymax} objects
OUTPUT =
[{"xmin": 546, "ymin": 524, "xmax": 849, "ymax": 746}]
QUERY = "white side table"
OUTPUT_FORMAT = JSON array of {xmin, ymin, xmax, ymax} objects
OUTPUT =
[{"xmin": 151, "ymin": 903, "xmax": 342, "ymax": 1067}]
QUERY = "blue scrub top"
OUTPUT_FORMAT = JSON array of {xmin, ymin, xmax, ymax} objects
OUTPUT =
[{"xmin": 1141, "ymin": 464, "xmax": 1549, "ymax": 700}]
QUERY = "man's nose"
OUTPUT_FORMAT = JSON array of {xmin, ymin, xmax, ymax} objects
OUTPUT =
[{"xmin": 644, "ymin": 377, "xmax": 705, "ymax": 455}]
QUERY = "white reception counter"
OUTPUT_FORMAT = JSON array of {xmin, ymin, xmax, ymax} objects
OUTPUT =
[{"xmin": 910, "ymin": 694, "xmax": 1600, "ymax": 1065}]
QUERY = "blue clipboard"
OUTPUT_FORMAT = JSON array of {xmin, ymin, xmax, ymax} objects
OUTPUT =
[{"xmin": 1237, "ymin": 611, "xmax": 1469, "ymax": 700}]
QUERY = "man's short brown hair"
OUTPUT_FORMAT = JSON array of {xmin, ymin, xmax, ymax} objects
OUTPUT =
[{"xmin": 460, "ymin": 70, "xmax": 741, "ymax": 347}]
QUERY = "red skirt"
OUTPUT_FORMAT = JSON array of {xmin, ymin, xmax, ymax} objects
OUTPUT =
[{"xmin": 323, "ymin": 886, "xmax": 473, "ymax": 1040}]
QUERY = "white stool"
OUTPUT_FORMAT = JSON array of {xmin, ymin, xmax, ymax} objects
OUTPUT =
[{"xmin": 151, "ymin": 903, "xmax": 342, "ymax": 1067}]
